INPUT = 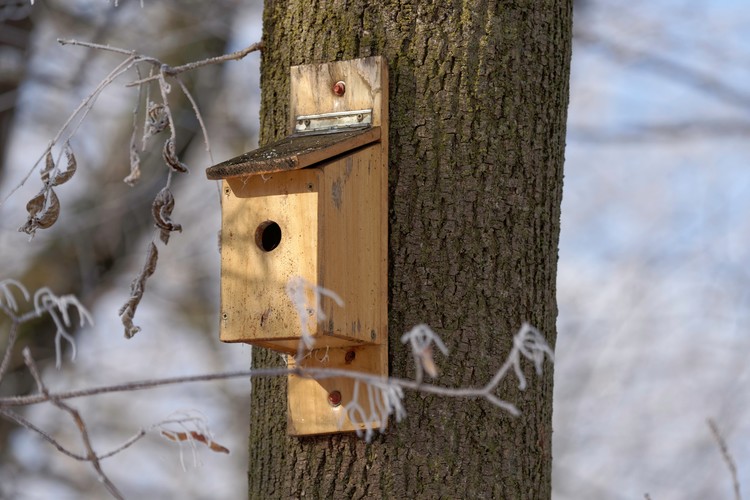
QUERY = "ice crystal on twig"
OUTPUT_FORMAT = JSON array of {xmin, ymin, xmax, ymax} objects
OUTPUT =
[
  {"xmin": 0, "ymin": 279, "xmax": 30, "ymax": 313},
  {"xmin": 285, "ymin": 277, "xmax": 344, "ymax": 356},
  {"xmin": 401, "ymin": 323, "xmax": 450, "ymax": 382},
  {"xmin": 32, "ymin": 287, "xmax": 94, "ymax": 368},
  {"xmin": 156, "ymin": 411, "xmax": 229, "ymax": 470},
  {"xmin": 341, "ymin": 379, "xmax": 406, "ymax": 442}
]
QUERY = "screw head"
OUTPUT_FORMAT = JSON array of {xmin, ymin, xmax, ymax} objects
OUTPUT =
[
  {"xmin": 327, "ymin": 390, "xmax": 342, "ymax": 407},
  {"xmin": 345, "ymin": 350, "xmax": 356, "ymax": 364},
  {"xmin": 332, "ymin": 81, "xmax": 346, "ymax": 96}
]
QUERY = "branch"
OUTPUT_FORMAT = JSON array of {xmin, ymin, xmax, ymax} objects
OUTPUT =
[
  {"xmin": 569, "ymin": 119, "xmax": 750, "ymax": 143},
  {"xmin": 707, "ymin": 419, "xmax": 742, "ymax": 500},
  {"xmin": 23, "ymin": 348, "xmax": 124, "ymax": 499},
  {"xmin": 125, "ymin": 41, "xmax": 264, "ymax": 86},
  {"xmin": 1, "ymin": 324, "xmax": 552, "ymax": 412},
  {"xmin": 575, "ymin": 28, "xmax": 750, "ymax": 110}
]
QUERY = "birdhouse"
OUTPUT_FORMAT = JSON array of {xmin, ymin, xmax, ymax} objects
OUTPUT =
[{"xmin": 205, "ymin": 56, "xmax": 388, "ymax": 436}]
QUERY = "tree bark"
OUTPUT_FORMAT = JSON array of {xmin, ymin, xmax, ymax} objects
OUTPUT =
[{"xmin": 250, "ymin": 1, "xmax": 571, "ymax": 498}]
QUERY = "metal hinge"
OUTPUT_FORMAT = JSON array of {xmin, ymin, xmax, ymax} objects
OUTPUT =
[{"xmin": 294, "ymin": 109, "xmax": 372, "ymax": 135}]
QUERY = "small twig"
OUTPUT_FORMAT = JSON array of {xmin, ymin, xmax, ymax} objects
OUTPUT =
[
  {"xmin": 175, "ymin": 76, "xmax": 213, "ymax": 163},
  {"xmin": 97, "ymin": 429, "xmax": 147, "ymax": 460},
  {"xmin": 0, "ymin": 407, "xmax": 88, "ymax": 461},
  {"xmin": 707, "ymin": 418, "xmax": 742, "ymax": 500},
  {"xmin": 125, "ymin": 41, "xmax": 263, "ymax": 87},
  {"xmin": 125, "ymin": 64, "xmax": 144, "ymax": 186},
  {"xmin": 58, "ymin": 39, "xmax": 140, "ymax": 57},
  {"xmin": 22, "ymin": 348, "xmax": 124, "ymax": 499},
  {"xmin": 0, "ymin": 320, "xmax": 20, "ymax": 383}
]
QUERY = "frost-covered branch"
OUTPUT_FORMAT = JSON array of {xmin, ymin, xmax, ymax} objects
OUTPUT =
[{"xmin": 1, "ymin": 276, "xmax": 554, "ymax": 495}]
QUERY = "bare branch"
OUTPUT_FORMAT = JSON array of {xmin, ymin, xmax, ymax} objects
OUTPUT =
[
  {"xmin": 707, "ymin": 419, "xmax": 742, "ymax": 500},
  {"xmin": 125, "ymin": 41, "xmax": 264, "ymax": 87},
  {"xmin": 0, "ymin": 407, "xmax": 89, "ymax": 461},
  {"xmin": 575, "ymin": 28, "xmax": 750, "ymax": 110},
  {"xmin": 57, "ymin": 38, "xmax": 140, "ymax": 57},
  {"xmin": 0, "ymin": 321, "xmax": 20, "ymax": 383},
  {"xmin": 175, "ymin": 76, "xmax": 213, "ymax": 163},
  {"xmin": 22, "ymin": 348, "xmax": 124, "ymax": 499},
  {"xmin": 570, "ymin": 119, "xmax": 750, "ymax": 144}
]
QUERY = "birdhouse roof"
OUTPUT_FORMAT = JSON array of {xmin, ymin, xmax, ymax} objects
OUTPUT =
[{"xmin": 205, "ymin": 127, "xmax": 380, "ymax": 180}]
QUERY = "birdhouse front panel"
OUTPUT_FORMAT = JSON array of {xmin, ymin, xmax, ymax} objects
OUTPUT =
[
  {"xmin": 218, "ymin": 139, "xmax": 386, "ymax": 353},
  {"xmin": 220, "ymin": 168, "xmax": 321, "ymax": 351}
]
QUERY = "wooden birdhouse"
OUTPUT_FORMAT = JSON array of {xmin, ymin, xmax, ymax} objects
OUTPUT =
[{"xmin": 205, "ymin": 56, "xmax": 388, "ymax": 436}]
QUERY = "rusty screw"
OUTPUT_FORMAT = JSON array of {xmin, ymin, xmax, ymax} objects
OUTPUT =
[
  {"xmin": 345, "ymin": 350, "xmax": 356, "ymax": 364},
  {"xmin": 332, "ymin": 81, "xmax": 346, "ymax": 96},
  {"xmin": 327, "ymin": 390, "xmax": 342, "ymax": 407}
]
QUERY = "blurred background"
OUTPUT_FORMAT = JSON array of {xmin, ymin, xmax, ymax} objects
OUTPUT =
[{"xmin": 0, "ymin": 0, "xmax": 748, "ymax": 498}]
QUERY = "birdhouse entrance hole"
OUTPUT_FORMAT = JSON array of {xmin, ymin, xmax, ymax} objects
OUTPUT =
[{"xmin": 255, "ymin": 220, "xmax": 282, "ymax": 252}]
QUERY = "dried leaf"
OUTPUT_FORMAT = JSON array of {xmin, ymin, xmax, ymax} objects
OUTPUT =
[
  {"xmin": 124, "ymin": 140, "xmax": 141, "ymax": 186},
  {"xmin": 162, "ymin": 138, "xmax": 188, "ymax": 173},
  {"xmin": 119, "ymin": 242, "xmax": 158, "ymax": 338},
  {"xmin": 161, "ymin": 431, "xmax": 230, "ymax": 454},
  {"xmin": 41, "ymin": 150, "xmax": 54, "ymax": 183},
  {"xmin": 207, "ymin": 441, "xmax": 230, "ymax": 454},
  {"xmin": 18, "ymin": 220, "xmax": 35, "ymax": 236},
  {"xmin": 35, "ymin": 189, "xmax": 60, "ymax": 229},
  {"xmin": 151, "ymin": 187, "xmax": 182, "ymax": 244},
  {"xmin": 420, "ymin": 345, "xmax": 439, "ymax": 378},
  {"xmin": 143, "ymin": 101, "xmax": 168, "ymax": 141},
  {"xmin": 19, "ymin": 189, "xmax": 60, "ymax": 236},
  {"xmin": 25, "ymin": 190, "xmax": 46, "ymax": 217},
  {"xmin": 50, "ymin": 144, "xmax": 77, "ymax": 187}
]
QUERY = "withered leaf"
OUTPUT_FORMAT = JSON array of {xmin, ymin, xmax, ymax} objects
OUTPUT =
[
  {"xmin": 162, "ymin": 138, "xmax": 188, "ymax": 173},
  {"xmin": 41, "ymin": 150, "xmax": 54, "ymax": 183},
  {"xmin": 19, "ymin": 189, "xmax": 60, "ymax": 236},
  {"xmin": 420, "ymin": 345, "xmax": 439, "ymax": 378},
  {"xmin": 25, "ymin": 190, "xmax": 46, "ymax": 217},
  {"xmin": 151, "ymin": 187, "xmax": 182, "ymax": 244},
  {"xmin": 50, "ymin": 144, "xmax": 77, "ymax": 187},
  {"xmin": 161, "ymin": 430, "xmax": 230, "ymax": 454},
  {"xmin": 124, "ymin": 140, "xmax": 141, "ymax": 186},
  {"xmin": 119, "ymin": 242, "xmax": 158, "ymax": 338},
  {"xmin": 143, "ymin": 101, "xmax": 168, "ymax": 143},
  {"xmin": 35, "ymin": 189, "xmax": 60, "ymax": 229}
]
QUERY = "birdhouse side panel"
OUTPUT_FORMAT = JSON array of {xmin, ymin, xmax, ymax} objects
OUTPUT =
[
  {"xmin": 219, "ymin": 171, "xmax": 320, "ymax": 346},
  {"xmin": 318, "ymin": 144, "xmax": 387, "ymax": 346}
]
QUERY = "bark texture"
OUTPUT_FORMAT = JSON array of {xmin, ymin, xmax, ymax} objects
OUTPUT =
[{"xmin": 250, "ymin": 0, "xmax": 571, "ymax": 498}]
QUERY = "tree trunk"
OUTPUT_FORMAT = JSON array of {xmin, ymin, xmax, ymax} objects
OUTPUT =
[{"xmin": 249, "ymin": 1, "xmax": 571, "ymax": 498}]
